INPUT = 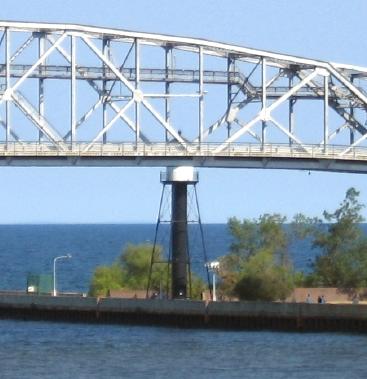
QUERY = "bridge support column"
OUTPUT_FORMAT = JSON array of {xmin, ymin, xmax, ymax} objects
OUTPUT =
[
  {"xmin": 171, "ymin": 181, "xmax": 188, "ymax": 298},
  {"xmin": 167, "ymin": 167, "xmax": 198, "ymax": 299}
]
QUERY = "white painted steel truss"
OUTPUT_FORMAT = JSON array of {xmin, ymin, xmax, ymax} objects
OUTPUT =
[{"xmin": 1, "ymin": 21, "xmax": 367, "ymax": 172}]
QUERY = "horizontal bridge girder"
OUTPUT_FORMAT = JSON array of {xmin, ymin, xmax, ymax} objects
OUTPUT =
[{"xmin": 0, "ymin": 65, "xmax": 360, "ymax": 101}]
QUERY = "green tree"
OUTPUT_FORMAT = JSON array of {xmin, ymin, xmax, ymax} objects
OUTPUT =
[
  {"xmin": 120, "ymin": 243, "xmax": 165, "ymax": 291},
  {"xmin": 219, "ymin": 214, "xmax": 294, "ymax": 301},
  {"xmin": 227, "ymin": 217, "xmax": 259, "ymax": 258},
  {"xmin": 227, "ymin": 214, "xmax": 287, "ymax": 259},
  {"xmin": 89, "ymin": 242, "xmax": 205, "ymax": 299},
  {"xmin": 89, "ymin": 243, "xmax": 164, "ymax": 297},
  {"xmin": 89, "ymin": 263, "xmax": 123, "ymax": 297},
  {"xmin": 290, "ymin": 213, "xmax": 321, "ymax": 240},
  {"xmin": 234, "ymin": 249, "xmax": 294, "ymax": 301},
  {"xmin": 311, "ymin": 187, "xmax": 367, "ymax": 288},
  {"xmin": 120, "ymin": 243, "xmax": 205, "ymax": 299}
]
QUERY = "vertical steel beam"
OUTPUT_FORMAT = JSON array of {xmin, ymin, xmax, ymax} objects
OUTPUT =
[
  {"xmin": 102, "ymin": 38, "xmax": 110, "ymax": 144},
  {"xmin": 5, "ymin": 28, "xmax": 10, "ymax": 145},
  {"xmin": 350, "ymin": 76, "xmax": 355, "ymax": 145},
  {"xmin": 261, "ymin": 57, "xmax": 267, "ymax": 149},
  {"xmin": 135, "ymin": 38, "xmax": 140, "ymax": 146},
  {"xmin": 323, "ymin": 74, "xmax": 329, "ymax": 152},
  {"xmin": 38, "ymin": 33, "xmax": 45, "ymax": 142},
  {"xmin": 289, "ymin": 100, "xmax": 296, "ymax": 147},
  {"xmin": 199, "ymin": 46, "xmax": 204, "ymax": 146},
  {"xmin": 165, "ymin": 47, "xmax": 171, "ymax": 143},
  {"xmin": 70, "ymin": 35, "xmax": 76, "ymax": 144},
  {"xmin": 227, "ymin": 56, "xmax": 235, "ymax": 138},
  {"xmin": 288, "ymin": 73, "xmax": 295, "ymax": 147}
]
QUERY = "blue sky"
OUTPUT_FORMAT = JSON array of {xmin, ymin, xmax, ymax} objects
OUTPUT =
[{"xmin": 1, "ymin": 0, "xmax": 367, "ymax": 223}]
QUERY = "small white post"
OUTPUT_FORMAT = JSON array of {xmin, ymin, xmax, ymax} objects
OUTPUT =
[
  {"xmin": 205, "ymin": 261, "xmax": 220, "ymax": 302},
  {"xmin": 212, "ymin": 271, "xmax": 216, "ymax": 302}
]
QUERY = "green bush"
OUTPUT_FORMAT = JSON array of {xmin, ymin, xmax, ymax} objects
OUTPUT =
[
  {"xmin": 89, "ymin": 242, "xmax": 205, "ymax": 299},
  {"xmin": 219, "ymin": 215, "xmax": 294, "ymax": 301},
  {"xmin": 233, "ymin": 250, "xmax": 294, "ymax": 301},
  {"xmin": 89, "ymin": 263, "xmax": 122, "ymax": 297}
]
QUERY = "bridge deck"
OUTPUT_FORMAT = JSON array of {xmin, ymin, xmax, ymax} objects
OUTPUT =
[{"xmin": 0, "ymin": 142, "xmax": 366, "ymax": 172}]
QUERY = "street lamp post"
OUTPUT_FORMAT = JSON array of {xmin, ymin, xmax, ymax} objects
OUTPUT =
[
  {"xmin": 53, "ymin": 254, "xmax": 72, "ymax": 297},
  {"xmin": 205, "ymin": 261, "xmax": 220, "ymax": 302}
]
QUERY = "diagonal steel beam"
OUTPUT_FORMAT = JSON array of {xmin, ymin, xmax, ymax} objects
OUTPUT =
[
  {"xmin": 265, "ymin": 68, "xmax": 286, "ymax": 88},
  {"xmin": 195, "ymin": 113, "xmax": 227, "ymax": 142},
  {"xmin": 319, "ymin": 123, "xmax": 349, "ymax": 145},
  {"xmin": 328, "ymin": 99, "xmax": 367, "ymax": 136},
  {"xmin": 87, "ymin": 79, "xmax": 150, "ymax": 143},
  {"xmin": 299, "ymin": 69, "xmax": 367, "ymax": 153},
  {"xmin": 108, "ymin": 101, "xmax": 148, "ymax": 142},
  {"xmin": 298, "ymin": 70, "xmax": 367, "ymax": 136},
  {"xmin": 82, "ymin": 36, "xmax": 135, "ymax": 93},
  {"xmin": 214, "ymin": 114, "xmax": 262, "ymax": 153},
  {"xmin": 328, "ymin": 64, "xmax": 367, "ymax": 107},
  {"xmin": 49, "ymin": 36, "xmax": 150, "ymax": 143},
  {"xmin": 340, "ymin": 132, "xmax": 367, "ymax": 156},
  {"xmin": 46, "ymin": 34, "xmax": 76, "ymax": 64},
  {"xmin": 0, "ymin": 32, "xmax": 67, "ymax": 104},
  {"xmin": 63, "ymin": 98, "xmax": 103, "ymax": 140},
  {"xmin": 48, "ymin": 38, "xmax": 146, "ymax": 142},
  {"xmin": 0, "ymin": 31, "xmax": 5, "ymax": 47},
  {"xmin": 234, "ymin": 59, "xmax": 260, "ymax": 98},
  {"xmin": 83, "ymin": 99, "xmax": 134, "ymax": 152},
  {"xmin": 214, "ymin": 70, "xmax": 318, "ymax": 152},
  {"xmin": 10, "ymin": 35, "xmax": 34, "ymax": 63},
  {"xmin": 0, "ymin": 118, "xmax": 21, "ymax": 141},
  {"xmin": 59, "ymin": 38, "xmax": 180, "ymax": 144},
  {"xmin": 194, "ymin": 97, "xmax": 255, "ymax": 142},
  {"xmin": 107, "ymin": 42, "xmax": 135, "ymax": 97},
  {"xmin": 141, "ymin": 98, "xmax": 186, "ymax": 145},
  {"xmin": 269, "ymin": 117, "xmax": 311, "ymax": 154},
  {"xmin": 234, "ymin": 118, "xmax": 262, "ymax": 142},
  {"xmin": 82, "ymin": 36, "xmax": 185, "ymax": 146},
  {"xmin": 11, "ymin": 90, "xmax": 67, "ymax": 150},
  {"xmin": 267, "ymin": 70, "xmax": 318, "ymax": 113}
]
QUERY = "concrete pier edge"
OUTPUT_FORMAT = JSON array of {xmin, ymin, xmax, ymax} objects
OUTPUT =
[{"xmin": 0, "ymin": 294, "xmax": 367, "ymax": 332}]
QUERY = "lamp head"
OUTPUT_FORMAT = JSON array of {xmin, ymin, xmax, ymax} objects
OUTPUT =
[{"xmin": 206, "ymin": 261, "xmax": 220, "ymax": 270}]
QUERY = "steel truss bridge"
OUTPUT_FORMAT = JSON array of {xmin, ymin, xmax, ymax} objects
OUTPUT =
[{"xmin": 1, "ymin": 21, "xmax": 367, "ymax": 172}]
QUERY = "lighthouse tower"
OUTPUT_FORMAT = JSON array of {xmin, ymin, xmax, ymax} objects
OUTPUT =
[{"xmin": 147, "ymin": 166, "xmax": 210, "ymax": 300}]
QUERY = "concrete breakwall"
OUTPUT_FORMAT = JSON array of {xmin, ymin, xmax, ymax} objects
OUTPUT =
[{"xmin": 1, "ymin": 294, "xmax": 367, "ymax": 332}]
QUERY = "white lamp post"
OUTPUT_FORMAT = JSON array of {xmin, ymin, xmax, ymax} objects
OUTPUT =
[
  {"xmin": 53, "ymin": 254, "xmax": 72, "ymax": 297},
  {"xmin": 205, "ymin": 261, "xmax": 220, "ymax": 301}
]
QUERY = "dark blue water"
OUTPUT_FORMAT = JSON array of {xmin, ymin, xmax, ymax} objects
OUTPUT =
[
  {"xmin": 1, "ymin": 320, "xmax": 366, "ymax": 379},
  {"xmin": 0, "ymin": 224, "xmax": 317, "ymax": 293},
  {"xmin": 0, "ymin": 224, "xmax": 365, "ymax": 378},
  {"xmin": 0, "ymin": 224, "xmax": 231, "ymax": 293}
]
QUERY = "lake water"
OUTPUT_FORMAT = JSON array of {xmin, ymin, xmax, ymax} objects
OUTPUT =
[
  {"xmin": 0, "ymin": 224, "xmax": 365, "ymax": 378},
  {"xmin": 1, "ymin": 320, "xmax": 366, "ymax": 379},
  {"xmin": 0, "ymin": 224, "xmax": 317, "ymax": 293}
]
